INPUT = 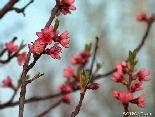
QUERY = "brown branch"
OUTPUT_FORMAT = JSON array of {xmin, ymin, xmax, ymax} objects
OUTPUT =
[
  {"xmin": 35, "ymin": 98, "xmax": 64, "ymax": 117},
  {"xmin": 19, "ymin": 50, "xmax": 31, "ymax": 117},
  {"xmin": 12, "ymin": 0, "xmax": 34, "ymax": 16},
  {"xmin": 45, "ymin": 0, "xmax": 60, "ymax": 27},
  {"xmin": 0, "ymin": 0, "xmax": 19, "ymax": 19},
  {"xmin": 70, "ymin": 93, "xmax": 85, "ymax": 117}
]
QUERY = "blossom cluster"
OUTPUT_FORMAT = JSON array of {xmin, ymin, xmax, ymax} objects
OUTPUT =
[
  {"xmin": 28, "ymin": 25, "xmax": 70, "ymax": 60},
  {"xmin": 111, "ymin": 61, "xmax": 150, "ymax": 108}
]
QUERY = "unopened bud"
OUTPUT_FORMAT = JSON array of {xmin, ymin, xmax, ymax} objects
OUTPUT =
[{"xmin": 88, "ymin": 83, "xmax": 100, "ymax": 90}]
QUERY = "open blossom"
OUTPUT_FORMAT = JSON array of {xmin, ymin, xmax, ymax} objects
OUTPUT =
[
  {"xmin": 58, "ymin": 83, "xmax": 72, "ymax": 93},
  {"xmin": 5, "ymin": 41, "xmax": 18, "ymax": 52},
  {"xmin": 17, "ymin": 52, "xmax": 27, "ymax": 66},
  {"xmin": 132, "ymin": 94, "xmax": 145, "ymax": 108},
  {"xmin": 54, "ymin": 30, "xmax": 70, "ymax": 48},
  {"xmin": 45, "ymin": 43, "xmax": 62, "ymax": 60},
  {"xmin": 137, "ymin": 11, "xmax": 148, "ymax": 21},
  {"xmin": 135, "ymin": 68, "xmax": 150, "ymax": 81},
  {"xmin": 55, "ymin": 0, "xmax": 76, "ymax": 16},
  {"xmin": 113, "ymin": 91, "xmax": 133, "ymax": 104},
  {"xmin": 36, "ymin": 25, "xmax": 54, "ymax": 45},
  {"xmin": 111, "ymin": 70, "xmax": 128, "ymax": 85},
  {"xmin": 130, "ymin": 79, "xmax": 143, "ymax": 93},
  {"xmin": 28, "ymin": 40, "xmax": 45, "ymax": 54},
  {"xmin": 63, "ymin": 66, "xmax": 74, "ymax": 78}
]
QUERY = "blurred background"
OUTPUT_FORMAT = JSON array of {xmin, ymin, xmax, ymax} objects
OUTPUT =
[{"xmin": 0, "ymin": 0, "xmax": 155, "ymax": 117}]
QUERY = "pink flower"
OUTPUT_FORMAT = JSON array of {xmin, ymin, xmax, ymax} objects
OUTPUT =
[
  {"xmin": 113, "ymin": 91, "xmax": 133, "ymax": 104},
  {"xmin": 1, "ymin": 76, "xmax": 15, "ymax": 90},
  {"xmin": 63, "ymin": 95, "xmax": 70, "ymax": 104},
  {"xmin": 56, "ymin": 0, "xmax": 76, "ymax": 16},
  {"xmin": 80, "ymin": 50, "xmax": 89, "ymax": 63},
  {"xmin": 17, "ymin": 52, "xmax": 27, "ymax": 66},
  {"xmin": 63, "ymin": 66, "xmax": 74, "ymax": 78},
  {"xmin": 111, "ymin": 70, "xmax": 128, "ymax": 85},
  {"xmin": 130, "ymin": 79, "xmax": 143, "ymax": 93},
  {"xmin": 58, "ymin": 83, "xmax": 72, "ymax": 93},
  {"xmin": 45, "ymin": 43, "xmax": 62, "ymax": 60},
  {"xmin": 115, "ymin": 61, "xmax": 128, "ymax": 74},
  {"xmin": 5, "ymin": 41, "xmax": 18, "ymax": 52},
  {"xmin": 136, "ymin": 68, "xmax": 150, "ymax": 81},
  {"xmin": 54, "ymin": 30, "xmax": 70, "ymax": 48},
  {"xmin": 88, "ymin": 83, "xmax": 100, "ymax": 90},
  {"xmin": 69, "ymin": 54, "xmax": 81, "ymax": 65},
  {"xmin": 132, "ymin": 94, "xmax": 145, "ymax": 108},
  {"xmin": 36, "ymin": 25, "xmax": 54, "ymax": 45},
  {"xmin": 137, "ymin": 11, "xmax": 148, "ymax": 21},
  {"xmin": 28, "ymin": 40, "xmax": 45, "ymax": 54}
]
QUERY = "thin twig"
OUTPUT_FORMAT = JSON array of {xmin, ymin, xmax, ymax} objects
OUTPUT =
[
  {"xmin": 0, "ymin": 0, "xmax": 19, "ymax": 19},
  {"xmin": 35, "ymin": 98, "xmax": 64, "ymax": 117},
  {"xmin": 12, "ymin": 0, "xmax": 34, "ymax": 16},
  {"xmin": 89, "ymin": 37, "xmax": 99, "ymax": 76}
]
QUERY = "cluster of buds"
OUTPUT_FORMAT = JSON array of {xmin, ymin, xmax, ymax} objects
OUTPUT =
[
  {"xmin": 137, "ymin": 11, "xmax": 155, "ymax": 23},
  {"xmin": 111, "ymin": 60, "xmax": 150, "ymax": 108}
]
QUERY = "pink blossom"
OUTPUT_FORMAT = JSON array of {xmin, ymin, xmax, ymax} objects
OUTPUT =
[
  {"xmin": 58, "ymin": 83, "xmax": 72, "ymax": 93},
  {"xmin": 57, "ymin": 0, "xmax": 76, "ymax": 16},
  {"xmin": 1, "ymin": 76, "xmax": 11, "ymax": 87},
  {"xmin": 88, "ymin": 83, "xmax": 100, "ymax": 90},
  {"xmin": 5, "ymin": 41, "xmax": 18, "ymax": 52},
  {"xmin": 28, "ymin": 40, "xmax": 45, "ymax": 54},
  {"xmin": 17, "ymin": 52, "xmax": 27, "ymax": 66},
  {"xmin": 54, "ymin": 30, "xmax": 70, "ymax": 48},
  {"xmin": 63, "ymin": 66, "xmax": 74, "ymax": 78},
  {"xmin": 130, "ymin": 79, "xmax": 143, "ymax": 93},
  {"xmin": 113, "ymin": 91, "xmax": 133, "ymax": 104},
  {"xmin": 80, "ymin": 50, "xmax": 89, "ymax": 63},
  {"xmin": 0, "ymin": 76, "xmax": 15, "ymax": 90},
  {"xmin": 137, "ymin": 11, "xmax": 148, "ymax": 21},
  {"xmin": 63, "ymin": 95, "xmax": 70, "ymax": 104},
  {"xmin": 132, "ymin": 94, "xmax": 145, "ymax": 108},
  {"xmin": 36, "ymin": 25, "xmax": 54, "ymax": 45},
  {"xmin": 136, "ymin": 68, "xmax": 150, "ymax": 81},
  {"xmin": 69, "ymin": 54, "xmax": 81, "ymax": 65},
  {"xmin": 111, "ymin": 70, "xmax": 128, "ymax": 85},
  {"xmin": 115, "ymin": 61, "xmax": 128, "ymax": 74},
  {"xmin": 113, "ymin": 91, "xmax": 119, "ymax": 98},
  {"xmin": 45, "ymin": 43, "xmax": 62, "ymax": 60}
]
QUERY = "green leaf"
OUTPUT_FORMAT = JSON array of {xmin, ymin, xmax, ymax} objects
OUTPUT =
[
  {"xmin": 133, "ymin": 48, "xmax": 137, "ymax": 59},
  {"xmin": 53, "ymin": 19, "xmax": 60, "ymax": 34},
  {"xmin": 85, "ymin": 43, "xmax": 92, "ymax": 51},
  {"xmin": 80, "ymin": 70, "xmax": 92, "ymax": 90},
  {"xmin": 134, "ymin": 60, "xmax": 138, "ymax": 66},
  {"xmin": 129, "ymin": 51, "xmax": 134, "ymax": 66}
]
